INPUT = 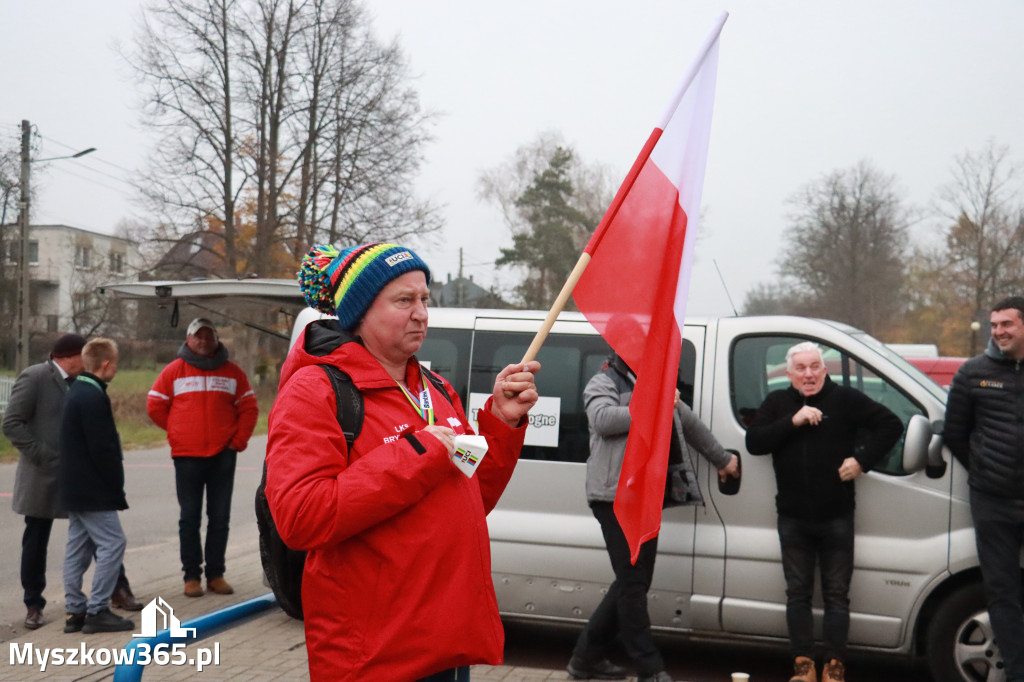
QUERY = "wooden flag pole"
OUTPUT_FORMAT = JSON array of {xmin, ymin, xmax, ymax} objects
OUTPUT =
[{"xmin": 519, "ymin": 252, "xmax": 591, "ymax": 365}]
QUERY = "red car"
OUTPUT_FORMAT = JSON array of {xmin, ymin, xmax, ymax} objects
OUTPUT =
[{"xmin": 906, "ymin": 356, "xmax": 966, "ymax": 390}]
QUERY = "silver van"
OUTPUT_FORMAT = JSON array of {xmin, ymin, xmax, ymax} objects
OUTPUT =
[{"xmin": 104, "ymin": 280, "xmax": 994, "ymax": 682}]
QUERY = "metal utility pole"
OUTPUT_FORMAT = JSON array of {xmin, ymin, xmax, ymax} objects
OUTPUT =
[{"xmin": 15, "ymin": 120, "xmax": 31, "ymax": 374}]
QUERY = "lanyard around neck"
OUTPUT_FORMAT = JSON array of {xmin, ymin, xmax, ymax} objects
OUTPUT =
[
  {"xmin": 396, "ymin": 372, "xmax": 434, "ymax": 426},
  {"xmin": 76, "ymin": 375, "xmax": 104, "ymax": 393}
]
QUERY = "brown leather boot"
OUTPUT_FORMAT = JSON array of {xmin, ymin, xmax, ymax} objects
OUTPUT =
[
  {"xmin": 207, "ymin": 576, "xmax": 234, "ymax": 595},
  {"xmin": 184, "ymin": 579, "xmax": 204, "ymax": 597},
  {"xmin": 111, "ymin": 583, "xmax": 144, "ymax": 611},
  {"xmin": 790, "ymin": 656, "xmax": 818, "ymax": 682},
  {"xmin": 822, "ymin": 659, "xmax": 845, "ymax": 682}
]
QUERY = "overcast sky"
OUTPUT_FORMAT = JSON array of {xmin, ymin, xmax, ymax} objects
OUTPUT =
[{"xmin": 2, "ymin": 0, "xmax": 1022, "ymax": 317}]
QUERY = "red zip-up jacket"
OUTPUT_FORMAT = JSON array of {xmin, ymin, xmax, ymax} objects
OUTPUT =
[
  {"xmin": 147, "ymin": 349, "xmax": 258, "ymax": 458},
  {"xmin": 265, "ymin": 321, "xmax": 527, "ymax": 681}
]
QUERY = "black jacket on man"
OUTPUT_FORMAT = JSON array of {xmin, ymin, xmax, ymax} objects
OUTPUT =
[
  {"xmin": 58, "ymin": 371, "xmax": 127, "ymax": 512},
  {"xmin": 745, "ymin": 376, "xmax": 903, "ymax": 521},
  {"xmin": 945, "ymin": 338, "xmax": 1024, "ymax": 499}
]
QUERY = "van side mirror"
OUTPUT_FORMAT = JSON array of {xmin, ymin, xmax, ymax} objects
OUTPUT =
[
  {"xmin": 718, "ymin": 450, "xmax": 741, "ymax": 495},
  {"xmin": 926, "ymin": 418, "xmax": 947, "ymax": 479},
  {"xmin": 902, "ymin": 414, "xmax": 932, "ymax": 473}
]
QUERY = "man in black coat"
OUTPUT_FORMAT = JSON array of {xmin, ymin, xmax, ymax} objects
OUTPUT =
[
  {"xmin": 746, "ymin": 341, "xmax": 902, "ymax": 682},
  {"xmin": 58, "ymin": 338, "xmax": 134, "ymax": 634},
  {"xmin": 945, "ymin": 295, "xmax": 1024, "ymax": 682}
]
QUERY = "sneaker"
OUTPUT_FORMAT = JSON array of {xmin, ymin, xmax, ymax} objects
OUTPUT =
[
  {"xmin": 566, "ymin": 654, "xmax": 627, "ymax": 680},
  {"xmin": 63, "ymin": 612, "xmax": 85, "ymax": 634},
  {"xmin": 790, "ymin": 656, "xmax": 818, "ymax": 682},
  {"xmin": 184, "ymin": 579, "xmax": 204, "ymax": 597},
  {"xmin": 822, "ymin": 659, "xmax": 845, "ymax": 682},
  {"xmin": 81, "ymin": 608, "xmax": 134, "ymax": 634},
  {"xmin": 207, "ymin": 576, "xmax": 234, "ymax": 595}
]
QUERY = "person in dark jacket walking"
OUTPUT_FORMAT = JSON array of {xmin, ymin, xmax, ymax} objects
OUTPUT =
[
  {"xmin": 746, "ymin": 341, "xmax": 902, "ymax": 682},
  {"xmin": 945, "ymin": 295, "xmax": 1024, "ymax": 682},
  {"xmin": 59, "ymin": 338, "xmax": 134, "ymax": 634}
]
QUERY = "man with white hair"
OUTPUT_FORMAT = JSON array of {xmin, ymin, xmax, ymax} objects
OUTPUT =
[
  {"xmin": 746, "ymin": 341, "xmax": 902, "ymax": 682},
  {"xmin": 147, "ymin": 318, "xmax": 258, "ymax": 598}
]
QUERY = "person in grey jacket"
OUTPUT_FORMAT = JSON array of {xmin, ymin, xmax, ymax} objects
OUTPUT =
[
  {"xmin": 945, "ymin": 295, "xmax": 1024, "ymax": 682},
  {"xmin": 3, "ymin": 334, "xmax": 85, "ymax": 630},
  {"xmin": 567, "ymin": 353, "xmax": 739, "ymax": 682}
]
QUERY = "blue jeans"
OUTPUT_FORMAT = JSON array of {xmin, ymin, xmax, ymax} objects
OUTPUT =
[
  {"xmin": 971, "ymin": 489, "xmax": 1024, "ymax": 678},
  {"xmin": 174, "ymin": 448, "xmax": 236, "ymax": 581},
  {"xmin": 572, "ymin": 501, "xmax": 664, "ymax": 676},
  {"xmin": 777, "ymin": 513, "xmax": 854, "ymax": 662},
  {"xmin": 64, "ymin": 510, "xmax": 127, "ymax": 615}
]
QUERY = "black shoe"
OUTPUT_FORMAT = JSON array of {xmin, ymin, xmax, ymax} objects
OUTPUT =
[
  {"xmin": 638, "ymin": 673, "xmax": 673, "ymax": 682},
  {"xmin": 24, "ymin": 605, "xmax": 45, "ymax": 630},
  {"xmin": 566, "ymin": 655, "xmax": 627, "ymax": 680},
  {"xmin": 64, "ymin": 612, "xmax": 86, "ymax": 633},
  {"xmin": 111, "ymin": 583, "xmax": 144, "ymax": 611},
  {"xmin": 81, "ymin": 608, "xmax": 134, "ymax": 634}
]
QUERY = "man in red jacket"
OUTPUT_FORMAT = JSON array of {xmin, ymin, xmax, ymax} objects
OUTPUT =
[
  {"xmin": 267, "ymin": 243, "xmax": 540, "ymax": 681},
  {"xmin": 147, "ymin": 318, "xmax": 258, "ymax": 598}
]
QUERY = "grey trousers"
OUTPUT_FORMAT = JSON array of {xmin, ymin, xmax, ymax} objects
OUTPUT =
[{"xmin": 63, "ymin": 510, "xmax": 127, "ymax": 615}]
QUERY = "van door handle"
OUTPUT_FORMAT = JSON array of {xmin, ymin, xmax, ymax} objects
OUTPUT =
[{"xmin": 718, "ymin": 449, "xmax": 741, "ymax": 496}]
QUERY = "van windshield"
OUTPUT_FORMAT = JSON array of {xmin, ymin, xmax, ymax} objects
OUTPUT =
[{"xmin": 848, "ymin": 331, "xmax": 948, "ymax": 403}]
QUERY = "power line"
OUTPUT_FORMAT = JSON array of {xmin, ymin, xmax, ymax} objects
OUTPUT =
[{"xmin": 45, "ymin": 165, "xmax": 135, "ymax": 198}]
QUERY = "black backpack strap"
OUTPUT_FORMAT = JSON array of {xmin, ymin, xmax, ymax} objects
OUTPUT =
[
  {"xmin": 421, "ymin": 365, "xmax": 454, "ymax": 407},
  {"xmin": 317, "ymin": 364, "xmax": 363, "ymax": 449}
]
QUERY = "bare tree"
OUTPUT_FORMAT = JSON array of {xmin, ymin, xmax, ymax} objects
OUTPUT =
[
  {"xmin": 478, "ymin": 130, "xmax": 613, "ymax": 237},
  {"xmin": 127, "ymin": 0, "xmax": 440, "ymax": 280},
  {"xmin": 933, "ymin": 141, "xmax": 1024, "ymax": 355},
  {"xmin": 478, "ymin": 132, "xmax": 614, "ymax": 307},
  {"xmin": 774, "ymin": 160, "xmax": 910, "ymax": 334}
]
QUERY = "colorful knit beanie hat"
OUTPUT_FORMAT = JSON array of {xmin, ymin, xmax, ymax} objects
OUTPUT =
[{"xmin": 297, "ymin": 243, "xmax": 432, "ymax": 330}]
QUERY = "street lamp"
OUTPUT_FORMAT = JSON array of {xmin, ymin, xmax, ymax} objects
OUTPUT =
[{"xmin": 14, "ymin": 119, "xmax": 96, "ymax": 373}]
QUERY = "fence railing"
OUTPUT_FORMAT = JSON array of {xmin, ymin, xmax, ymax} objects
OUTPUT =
[{"xmin": 0, "ymin": 375, "xmax": 14, "ymax": 415}]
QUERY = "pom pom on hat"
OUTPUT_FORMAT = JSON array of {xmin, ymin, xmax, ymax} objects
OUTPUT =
[{"xmin": 297, "ymin": 243, "xmax": 431, "ymax": 330}]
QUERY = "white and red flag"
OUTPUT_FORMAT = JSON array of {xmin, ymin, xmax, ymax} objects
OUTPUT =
[{"xmin": 573, "ymin": 13, "xmax": 724, "ymax": 562}]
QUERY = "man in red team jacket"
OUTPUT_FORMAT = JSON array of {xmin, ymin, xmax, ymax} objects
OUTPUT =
[{"xmin": 147, "ymin": 318, "xmax": 258, "ymax": 598}]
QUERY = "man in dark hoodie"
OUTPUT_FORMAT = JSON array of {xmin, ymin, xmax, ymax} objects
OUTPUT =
[
  {"xmin": 746, "ymin": 341, "xmax": 902, "ymax": 682},
  {"xmin": 147, "ymin": 318, "xmax": 258, "ymax": 598},
  {"xmin": 945, "ymin": 295, "xmax": 1024, "ymax": 682}
]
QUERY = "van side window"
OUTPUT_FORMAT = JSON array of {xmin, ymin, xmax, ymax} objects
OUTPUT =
[
  {"xmin": 730, "ymin": 335, "xmax": 925, "ymax": 477},
  {"xmin": 418, "ymin": 329, "xmax": 471, "ymax": 405},
  {"xmin": 467, "ymin": 332, "xmax": 696, "ymax": 463}
]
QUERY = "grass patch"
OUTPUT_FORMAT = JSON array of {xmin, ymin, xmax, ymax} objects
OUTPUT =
[{"xmin": 1, "ymin": 369, "xmax": 275, "ymax": 463}]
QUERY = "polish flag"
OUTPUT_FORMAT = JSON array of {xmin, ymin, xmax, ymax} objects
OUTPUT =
[{"xmin": 573, "ymin": 14, "xmax": 724, "ymax": 562}]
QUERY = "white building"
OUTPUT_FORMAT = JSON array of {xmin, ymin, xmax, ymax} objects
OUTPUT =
[{"xmin": 1, "ymin": 223, "xmax": 142, "ymax": 337}]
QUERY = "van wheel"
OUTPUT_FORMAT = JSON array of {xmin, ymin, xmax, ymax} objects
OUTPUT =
[{"xmin": 926, "ymin": 583, "xmax": 1004, "ymax": 682}]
